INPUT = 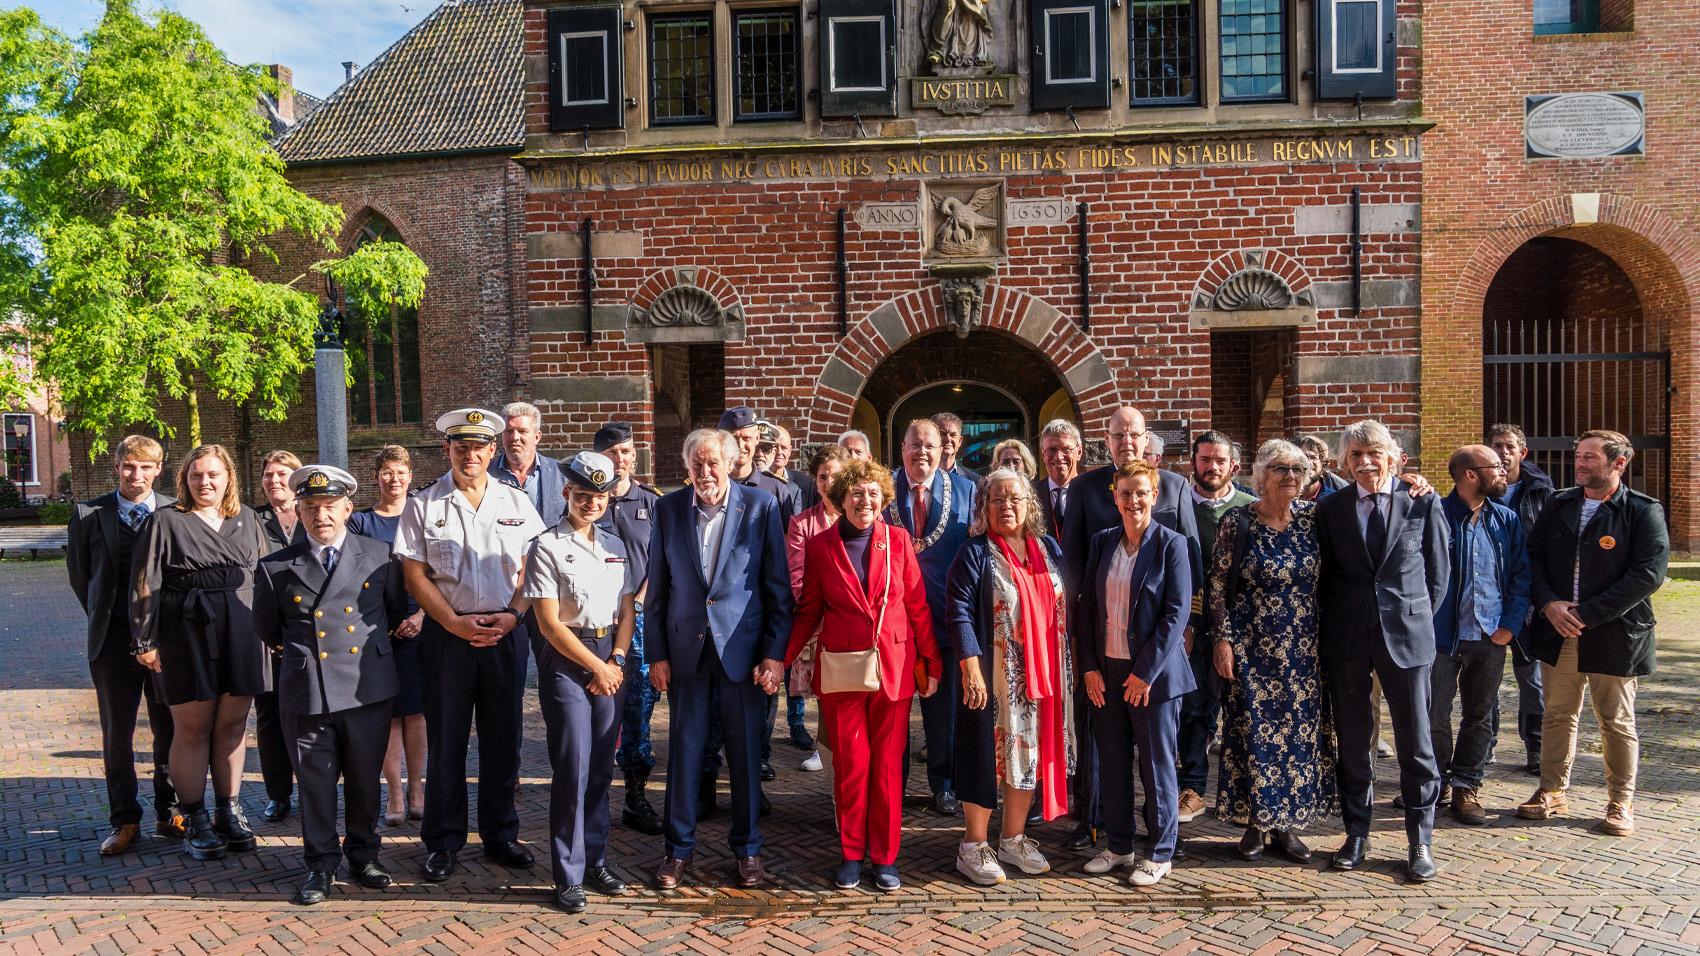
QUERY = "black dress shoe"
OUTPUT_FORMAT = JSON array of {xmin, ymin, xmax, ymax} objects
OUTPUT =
[
  {"xmin": 263, "ymin": 799, "xmax": 291, "ymax": 823},
  {"xmin": 1237, "ymin": 826, "xmax": 1265, "ymax": 861},
  {"xmin": 351, "ymin": 861, "xmax": 393, "ymax": 889},
  {"xmin": 1331, "ymin": 836, "xmax": 1369, "ymax": 871},
  {"xmin": 585, "ymin": 864, "xmax": 628, "ymax": 896},
  {"xmin": 1271, "ymin": 829, "xmax": 1312, "ymax": 864},
  {"xmin": 1171, "ymin": 840, "xmax": 1189, "ymax": 862},
  {"xmin": 293, "ymin": 869, "xmax": 335, "ymax": 905},
  {"xmin": 1066, "ymin": 823, "xmax": 1097, "ymax": 851},
  {"xmin": 760, "ymin": 760, "xmax": 777, "ymax": 782},
  {"xmin": 932, "ymin": 791, "xmax": 961, "ymax": 816},
  {"xmin": 1406, "ymin": 844, "xmax": 1438, "ymax": 882},
  {"xmin": 214, "ymin": 798, "xmax": 257, "ymax": 852},
  {"xmin": 483, "ymin": 840, "xmax": 535, "ymax": 869},
  {"xmin": 423, "ymin": 850, "xmax": 458, "ymax": 882},
  {"xmin": 553, "ymin": 884, "xmax": 587, "ymax": 913}
]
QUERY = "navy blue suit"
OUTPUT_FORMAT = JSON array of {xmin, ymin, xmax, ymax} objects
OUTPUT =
[
  {"xmin": 888, "ymin": 466, "xmax": 975, "ymax": 798},
  {"xmin": 1073, "ymin": 524, "xmax": 1195, "ymax": 861},
  {"xmin": 646, "ymin": 481, "xmax": 793, "ymax": 858}
]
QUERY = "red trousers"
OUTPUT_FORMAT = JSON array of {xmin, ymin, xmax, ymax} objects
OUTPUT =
[{"xmin": 819, "ymin": 689, "xmax": 911, "ymax": 865}]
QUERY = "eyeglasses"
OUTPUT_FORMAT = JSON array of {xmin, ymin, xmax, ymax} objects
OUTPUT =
[
  {"xmin": 1267, "ymin": 464, "xmax": 1306, "ymax": 477},
  {"xmin": 988, "ymin": 495, "xmax": 1027, "ymax": 508}
]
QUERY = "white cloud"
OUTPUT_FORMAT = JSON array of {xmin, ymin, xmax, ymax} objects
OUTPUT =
[{"xmin": 30, "ymin": 0, "xmax": 440, "ymax": 98}]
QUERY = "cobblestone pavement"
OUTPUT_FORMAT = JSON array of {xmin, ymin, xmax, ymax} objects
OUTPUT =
[{"xmin": 1, "ymin": 557, "xmax": 1697, "ymax": 954}]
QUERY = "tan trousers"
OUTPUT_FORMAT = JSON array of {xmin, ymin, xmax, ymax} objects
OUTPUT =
[{"xmin": 1539, "ymin": 638, "xmax": 1639, "ymax": 803}]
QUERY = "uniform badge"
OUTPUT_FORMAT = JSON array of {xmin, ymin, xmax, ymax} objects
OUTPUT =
[
  {"xmin": 1599, "ymin": 535, "xmax": 1617, "ymax": 550},
  {"xmin": 636, "ymin": 508, "xmax": 648, "ymax": 520},
  {"xmin": 466, "ymin": 411, "xmax": 484, "ymax": 425},
  {"xmin": 498, "ymin": 518, "xmax": 526, "ymax": 526},
  {"xmin": 591, "ymin": 469, "xmax": 608, "ymax": 485},
  {"xmin": 307, "ymin": 472, "xmax": 329, "ymax": 490}
]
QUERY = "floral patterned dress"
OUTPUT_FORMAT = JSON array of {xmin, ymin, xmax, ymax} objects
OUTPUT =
[{"xmin": 1209, "ymin": 500, "xmax": 1338, "ymax": 831}]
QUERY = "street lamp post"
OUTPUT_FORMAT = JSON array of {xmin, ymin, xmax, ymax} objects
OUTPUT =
[{"xmin": 314, "ymin": 278, "xmax": 349, "ymax": 471}]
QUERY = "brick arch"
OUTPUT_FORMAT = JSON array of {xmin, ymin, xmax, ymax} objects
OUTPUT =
[
  {"xmin": 805, "ymin": 284, "xmax": 1121, "ymax": 442},
  {"xmin": 1450, "ymin": 193, "xmax": 1700, "ymax": 548},
  {"xmin": 338, "ymin": 204, "xmax": 417, "ymax": 251},
  {"xmin": 628, "ymin": 266, "xmax": 745, "ymax": 316},
  {"xmin": 1188, "ymin": 247, "xmax": 1316, "ymax": 308}
]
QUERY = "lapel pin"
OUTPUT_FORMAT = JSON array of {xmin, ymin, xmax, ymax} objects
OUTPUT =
[{"xmin": 1599, "ymin": 535, "xmax": 1617, "ymax": 550}]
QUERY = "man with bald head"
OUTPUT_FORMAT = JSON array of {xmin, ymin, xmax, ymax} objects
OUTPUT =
[
  {"xmin": 1061, "ymin": 406, "xmax": 1199, "ymax": 849},
  {"xmin": 890, "ymin": 418, "xmax": 976, "ymax": 815}
]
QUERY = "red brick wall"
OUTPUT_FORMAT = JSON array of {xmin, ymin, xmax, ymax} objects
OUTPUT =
[{"xmin": 1421, "ymin": 4, "xmax": 1700, "ymax": 547}]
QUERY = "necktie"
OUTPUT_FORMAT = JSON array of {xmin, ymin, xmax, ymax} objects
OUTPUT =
[
  {"xmin": 129, "ymin": 503, "xmax": 150, "ymax": 531},
  {"xmin": 1052, "ymin": 487, "xmax": 1063, "ymax": 521},
  {"xmin": 912, "ymin": 483, "xmax": 929, "ymax": 534},
  {"xmin": 321, "ymin": 546, "xmax": 338, "ymax": 576},
  {"xmin": 1365, "ymin": 494, "xmax": 1387, "ymax": 563}
]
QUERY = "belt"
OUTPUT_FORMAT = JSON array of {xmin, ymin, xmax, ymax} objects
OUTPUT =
[{"xmin": 574, "ymin": 625, "xmax": 612, "ymax": 640}]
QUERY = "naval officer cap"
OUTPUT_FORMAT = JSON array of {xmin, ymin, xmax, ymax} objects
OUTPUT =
[
  {"xmin": 564, "ymin": 451, "xmax": 618, "ymax": 492},
  {"xmin": 435, "ymin": 407, "xmax": 504, "ymax": 443},
  {"xmin": 755, "ymin": 419, "xmax": 779, "ymax": 447},
  {"xmin": 718, "ymin": 406, "xmax": 758, "ymax": 432},
  {"xmin": 289, "ymin": 464, "xmax": 358, "ymax": 500},
  {"xmin": 593, "ymin": 421, "xmax": 633, "ymax": 452}
]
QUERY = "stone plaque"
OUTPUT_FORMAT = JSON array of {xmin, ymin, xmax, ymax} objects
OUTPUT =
[
  {"xmin": 923, "ymin": 180, "xmax": 1003, "ymax": 259},
  {"xmin": 1147, "ymin": 420, "xmax": 1190, "ymax": 457},
  {"xmin": 854, "ymin": 202, "xmax": 921, "ymax": 231},
  {"xmin": 1006, "ymin": 198, "xmax": 1075, "ymax": 226},
  {"xmin": 911, "ymin": 75, "xmax": 1017, "ymax": 115},
  {"xmin": 1525, "ymin": 92, "xmax": 1644, "ymax": 159}
]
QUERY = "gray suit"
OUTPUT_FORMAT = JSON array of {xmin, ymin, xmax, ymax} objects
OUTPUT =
[
  {"xmin": 67, "ymin": 491, "xmax": 179, "ymax": 828},
  {"xmin": 254, "ymin": 531, "xmax": 405, "ymax": 871},
  {"xmin": 1316, "ymin": 479, "xmax": 1451, "ymax": 846}
]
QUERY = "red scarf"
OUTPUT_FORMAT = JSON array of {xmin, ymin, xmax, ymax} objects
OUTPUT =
[{"xmin": 993, "ymin": 532, "xmax": 1068, "ymax": 820}]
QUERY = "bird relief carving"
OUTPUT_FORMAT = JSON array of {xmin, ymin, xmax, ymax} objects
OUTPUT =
[{"xmin": 928, "ymin": 183, "xmax": 1002, "ymax": 258}]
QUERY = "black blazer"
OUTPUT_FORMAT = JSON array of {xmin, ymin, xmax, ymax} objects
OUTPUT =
[
  {"xmin": 253, "ymin": 532, "xmax": 406, "ymax": 715},
  {"xmin": 1071, "ymin": 524, "xmax": 1197, "ymax": 703},
  {"xmin": 1061, "ymin": 464, "xmax": 1199, "ymax": 591},
  {"xmin": 1314, "ymin": 479, "xmax": 1451, "ymax": 669},
  {"xmin": 67, "ymin": 491, "xmax": 176, "ymax": 660},
  {"xmin": 1526, "ymin": 483, "xmax": 1668, "ymax": 677}
]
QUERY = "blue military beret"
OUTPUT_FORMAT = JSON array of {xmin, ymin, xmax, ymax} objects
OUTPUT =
[
  {"xmin": 718, "ymin": 406, "xmax": 758, "ymax": 432},
  {"xmin": 593, "ymin": 421, "xmax": 633, "ymax": 452}
]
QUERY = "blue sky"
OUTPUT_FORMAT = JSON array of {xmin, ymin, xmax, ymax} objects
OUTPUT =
[{"xmin": 29, "ymin": 0, "xmax": 440, "ymax": 99}]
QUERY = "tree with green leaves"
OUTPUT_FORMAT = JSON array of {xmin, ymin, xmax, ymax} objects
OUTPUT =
[{"xmin": 0, "ymin": 1, "xmax": 426, "ymax": 455}]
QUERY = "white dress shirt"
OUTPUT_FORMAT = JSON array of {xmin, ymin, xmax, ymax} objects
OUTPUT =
[
  {"xmin": 524, "ymin": 522, "xmax": 635, "ymax": 630},
  {"xmin": 393, "ymin": 473, "xmax": 546, "ymax": 613}
]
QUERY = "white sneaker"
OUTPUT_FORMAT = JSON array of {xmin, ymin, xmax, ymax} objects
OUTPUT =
[
  {"xmin": 1083, "ymin": 849, "xmax": 1138, "ymax": 874},
  {"xmin": 955, "ymin": 842, "xmax": 1007, "ymax": 886},
  {"xmin": 800, "ymin": 751, "xmax": 823, "ymax": 772},
  {"xmin": 1127, "ymin": 858, "xmax": 1172, "ymax": 887},
  {"xmin": 996, "ymin": 834, "xmax": 1052, "ymax": 875}
]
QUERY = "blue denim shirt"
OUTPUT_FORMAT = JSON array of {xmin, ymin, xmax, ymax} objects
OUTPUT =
[
  {"xmin": 1456, "ymin": 512, "xmax": 1503, "ymax": 641},
  {"xmin": 1436, "ymin": 492, "xmax": 1532, "ymax": 655}
]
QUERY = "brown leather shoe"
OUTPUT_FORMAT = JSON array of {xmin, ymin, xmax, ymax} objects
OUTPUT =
[
  {"xmin": 654, "ymin": 856, "xmax": 689, "ymax": 890},
  {"xmin": 1516, "ymin": 788, "xmax": 1568, "ymax": 820},
  {"xmin": 1451, "ymin": 787, "xmax": 1488, "ymax": 825},
  {"xmin": 1600, "ymin": 801, "xmax": 1634, "ymax": 836},
  {"xmin": 735, "ymin": 854, "xmax": 768, "ymax": 888},
  {"xmin": 99, "ymin": 824, "xmax": 139, "ymax": 856},
  {"xmin": 155, "ymin": 814, "xmax": 188, "ymax": 839}
]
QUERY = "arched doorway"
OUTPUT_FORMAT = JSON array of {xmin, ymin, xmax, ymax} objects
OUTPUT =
[
  {"xmin": 1482, "ymin": 232, "xmax": 1671, "ymax": 499},
  {"xmin": 859, "ymin": 328, "xmax": 1075, "ymax": 468}
]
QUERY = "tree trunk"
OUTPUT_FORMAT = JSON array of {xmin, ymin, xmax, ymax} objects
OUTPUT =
[{"xmin": 185, "ymin": 378, "xmax": 202, "ymax": 449}]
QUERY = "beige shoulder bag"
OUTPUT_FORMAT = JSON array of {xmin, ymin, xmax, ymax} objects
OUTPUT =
[{"xmin": 817, "ymin": 525, "xmax": 889, "ymax": 694}]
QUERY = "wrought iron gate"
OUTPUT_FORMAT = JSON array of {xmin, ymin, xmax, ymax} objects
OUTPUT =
[{"xmin": 1483, "ymin": 317, "xmax": 1671, "ymax": 503}]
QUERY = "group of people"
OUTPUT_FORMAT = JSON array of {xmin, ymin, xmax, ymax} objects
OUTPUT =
[{"xmin": 68, "ymin": 398, "xmax": 1669, "ymax": 911}]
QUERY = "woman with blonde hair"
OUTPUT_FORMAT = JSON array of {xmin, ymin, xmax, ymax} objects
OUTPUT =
[{"xmin": 131, "ymin": 444, "xmax": 270, "ymax": 862}]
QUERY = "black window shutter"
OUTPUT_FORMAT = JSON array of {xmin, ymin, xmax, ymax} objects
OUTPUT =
[
  {"xmin": 1315, "ymin": 0, "xmax": 1396, "ymax": 100},
  {"xmin": 549, "ymin": 6, "xmax": 624, "ymax": 131},
  {"xmin": 819, "ymin": 0, "xmax": 897, "ymax": 117},
  {"xmin": 1031, "ymin": 0, "xmax": 1111, "ymax": 111}
]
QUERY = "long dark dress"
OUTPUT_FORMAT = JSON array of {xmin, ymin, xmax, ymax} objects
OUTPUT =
[
  {"xmin": 130, "ymin": 506, "xmax": 270, "ymax": 705},
  {"xmin": 1209, "ymin": 500, "xmax": 1338, "ymax": 831},
  {"xmin": 349, "ymin": 507, "xmax": 424, "ymax": 717}
]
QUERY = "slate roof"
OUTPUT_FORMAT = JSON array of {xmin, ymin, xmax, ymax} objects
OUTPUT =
[{"xmin": 276, "ymin": 0, "xmax": 524, "ymax": 164}]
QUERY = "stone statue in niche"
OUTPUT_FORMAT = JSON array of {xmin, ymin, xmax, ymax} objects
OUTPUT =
[
  {"xmin": 925, "ymin": 0, "xmax": 994, "ymax": 72},
  {"xmin": 931, "ymin": 184, "xmax": 999, "ymax": 257}
]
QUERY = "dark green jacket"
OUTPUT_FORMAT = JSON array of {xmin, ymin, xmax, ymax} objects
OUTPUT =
[{"xmin": 1527, "ymin": 482, "xmax": 1668, "ymax": 677}]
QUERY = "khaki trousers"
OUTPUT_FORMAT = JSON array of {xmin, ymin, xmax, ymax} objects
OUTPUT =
[{"xmin": 1538, "ymin": 638, "xmax": 1639, "ymax": 803}]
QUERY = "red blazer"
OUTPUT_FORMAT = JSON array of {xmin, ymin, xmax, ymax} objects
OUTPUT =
[{"xmin": 786, "ymin": 518, "xmax": 942, "ymax": 701}]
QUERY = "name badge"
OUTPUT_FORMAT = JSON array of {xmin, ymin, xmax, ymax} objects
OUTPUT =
[
  {"xmin": 605, "ymin": 556, "xmax": 626, "ymax": 564},
  {"xmin": 497, "ymin": 518, "xmax": 526, "ymax": 527}
]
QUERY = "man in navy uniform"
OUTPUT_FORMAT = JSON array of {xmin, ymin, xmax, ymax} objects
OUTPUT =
[
  {"xmin": 647, "ymin": 427, "xmax": 793, "ymax": 890},
  {"xmin": 594, "ymin": 421, "xmax": 665, "ymax": 836},
  {"xmin": 67, "ymin": 434, "xmax": 183, "ymax": 855},
  {"xmin": 724, "ymin": 407, "xmax": 799, "ymax": 522},
  {"xmin": 253, "ymin": 465, "xmax": 408, "ymax": 905},
  {"xmin": 394, "ymin": 408, "xmax": 546, "ymax": 882}
]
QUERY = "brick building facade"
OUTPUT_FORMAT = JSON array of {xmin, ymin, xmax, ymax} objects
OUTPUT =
[{"xmin": 1421, "ymin": 0, "xmax": 1699, "ymax": 549}]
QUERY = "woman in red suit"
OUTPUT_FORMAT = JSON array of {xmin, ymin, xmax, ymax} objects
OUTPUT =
[{"xmin": 787, "ymin": 458, "xmax": 942, "ymax": 892}]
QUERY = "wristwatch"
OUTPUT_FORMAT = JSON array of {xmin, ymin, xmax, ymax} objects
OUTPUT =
[{"xmin": 611, "ymin": 652, "xmax": 628, "ymax": 669}]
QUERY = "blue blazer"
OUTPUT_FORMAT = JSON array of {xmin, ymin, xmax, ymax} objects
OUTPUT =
[
  {"xmin": 888, "ymin": 467, "xmax": 976, "ymax": 633},
  {"xmin": 492, "ymin": 453, "xmax": 567, "ymax": 527},
  {"xmin": 1071, "ymin": 524, "xmax": 1197, "ymax": 704},
  {"xmin": 1315, "ymin": 478, "xmax": 1451, "ymax": 670},
  {"xmin": 945, "ymin": 533, "xmax": 1065, "ymax": 660},
  {"xmin": 645, "ymin": 481, "xmax": 793, "ymax": 679},
  {"xmin": 1434, "ymin": 492, "xmax": 1531, "ymax": 656}
]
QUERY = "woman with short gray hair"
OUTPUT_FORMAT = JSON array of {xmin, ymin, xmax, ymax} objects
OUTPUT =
[{"xmin": 1209, "ymin": 439, "xmax": 1337, "ymax": 864}]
